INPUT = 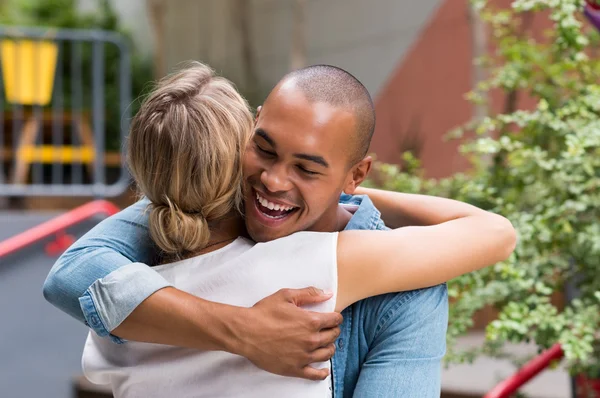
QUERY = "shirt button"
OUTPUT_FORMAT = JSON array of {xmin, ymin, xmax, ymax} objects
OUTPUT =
[
  {"xmin": 338, "ymin": 339, "xmax": 344, "ymax": 349},
  {"xmin": 90, "ymin": 315, "xmax": 99, "ymax": 326}
]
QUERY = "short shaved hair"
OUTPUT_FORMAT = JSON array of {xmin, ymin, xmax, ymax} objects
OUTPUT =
[{"xmin": 282, "ymin": 65, "xmax": 375, "ymax": 165}]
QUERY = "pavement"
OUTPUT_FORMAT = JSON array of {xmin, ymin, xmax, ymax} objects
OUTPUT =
[
  {"xmin": 442, "ymin": 331, "xmax": 572, "ymax": 398},
  {"xmin": 0, "ymin": 211, "xmax": 93, "ymax": 398}
]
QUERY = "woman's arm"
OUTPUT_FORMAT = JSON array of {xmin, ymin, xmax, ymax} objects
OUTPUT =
[
  {"xmin": 335, "ymin": 192, "xmax": 516, "ymax": 312},
  {"xmin": 354, "ymin": 186, "xmax": 468, "ymax": 228}
]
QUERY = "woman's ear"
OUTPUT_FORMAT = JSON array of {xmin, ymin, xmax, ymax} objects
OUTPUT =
[{"xmin": 254, "ymin": 106, "xmax": 262, "ymax": 125}]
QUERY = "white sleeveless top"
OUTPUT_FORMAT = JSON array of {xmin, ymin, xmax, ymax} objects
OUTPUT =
[{"xmin": 82, "ymin": 231, "xmax": 339, "ymax": 398}]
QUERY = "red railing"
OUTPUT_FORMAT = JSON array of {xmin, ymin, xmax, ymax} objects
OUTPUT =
[
  {"xmin": 0, "ymin": 200, "xmax": 119, "ymax": 258},
  {"xmin": 484, "ymin": 343, "xmax": 565, "ymax": 398}
]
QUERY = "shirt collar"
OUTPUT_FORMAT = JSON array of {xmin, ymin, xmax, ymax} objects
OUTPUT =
[{"xmin": 339, "ymin": 193, "xmax": 383, "ymax": 231}]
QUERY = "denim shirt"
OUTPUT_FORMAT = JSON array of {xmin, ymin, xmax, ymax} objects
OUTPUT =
[{"xmin": 44, "ymin": 195, "xmax": 448, "ymax": 397}]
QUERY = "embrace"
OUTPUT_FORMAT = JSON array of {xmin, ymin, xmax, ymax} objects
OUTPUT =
[{"xmin": 44, "ymin": 62, "xmax": 516, "ymax": 397}]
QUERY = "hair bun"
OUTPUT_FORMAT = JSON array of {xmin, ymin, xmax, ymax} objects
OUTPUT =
[{"xmin": 148, "ymin": 200, "xmax": 210, "ymax": 256}]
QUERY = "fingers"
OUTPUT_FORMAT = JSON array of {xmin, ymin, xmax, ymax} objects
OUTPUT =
[
  {"xmin": 300, "ymin": 365, "xmax": 331, "ymax": 381},
  {"xmin": 319, "ymin": 327, "xmax": 341, "ymax": 347},
  {"xmin": 310, "ymin": 343, "xmax": 336, "ymax": 363},
  {"xmin": 317, "ymin": 312, "xmax": 343, "ymax": 330},
  {"xmin": 287, "ymin": 287, "xmax": 333, "ymax": 306}
]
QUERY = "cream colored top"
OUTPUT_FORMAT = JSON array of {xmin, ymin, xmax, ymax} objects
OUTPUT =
[{"xmin": 82, "ymin": 231, "xmax": 339, "ymax": 398}]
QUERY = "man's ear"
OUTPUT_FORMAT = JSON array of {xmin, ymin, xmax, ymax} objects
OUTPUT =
[
  {"xmin": 343, "ymin": 156, "xmax": 372, "ymax": 195},
  {"xmin": 254, "ymin": 106, "xmax": 262, "ymax": 125}
]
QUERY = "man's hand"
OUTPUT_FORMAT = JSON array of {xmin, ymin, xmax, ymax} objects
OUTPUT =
[
  {"xmin": 231, "ymin": 287, "xmax": 342, "ymax": 381},
  {"xmin": 112, "ymin": 286, "xmax": 340, "ymax": 381}
]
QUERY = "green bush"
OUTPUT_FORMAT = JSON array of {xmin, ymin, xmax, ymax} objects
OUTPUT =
[
  {"xmin": 371, "ymin": 0, "xmax": 600, "ymax": 377},
  {"xmin": 0, "ymin": 0, "xmax": 154, "ymax": 151}
]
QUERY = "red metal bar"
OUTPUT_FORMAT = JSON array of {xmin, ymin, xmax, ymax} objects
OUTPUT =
[
  {"xmin": 586, "ymin": 0, "xmax": 600, "ymax": 11},
  {"xmin": 0, "ymin": 200, "xmax": 120, "ymax": 258},
  {"xmin": 484, "ymin": 343, "xmax": 565, "ymax": 398}
]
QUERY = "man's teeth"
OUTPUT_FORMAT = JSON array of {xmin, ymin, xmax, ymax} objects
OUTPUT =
[{"xmin": 256, "ymin": 192, "xmax": 294, "ymax": 211}]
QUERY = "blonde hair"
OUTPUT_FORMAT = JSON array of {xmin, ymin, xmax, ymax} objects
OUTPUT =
[{"xmin": 127, "ymin": 62, "xmax": 253, "ymax": 258}]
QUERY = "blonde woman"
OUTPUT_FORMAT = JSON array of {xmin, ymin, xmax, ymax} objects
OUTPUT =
[{"xmin": 80, "ymin": 62, "xmax": 516, "ymax": 397}]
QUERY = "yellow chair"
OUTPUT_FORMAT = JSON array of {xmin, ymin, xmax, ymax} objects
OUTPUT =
[
  {"xmin": 0, "ymin": 38, "xmax": 103, "ymax": 183},
  {"xmin": 1, "ymin": 39, "xmax": 58, "ymax": 105}
]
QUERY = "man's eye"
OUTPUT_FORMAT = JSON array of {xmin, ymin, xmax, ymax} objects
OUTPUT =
[
  {"xmin": 256, "ymin": 145, "xmax": 275, "ymax": 157},
  {"xmin": 297, "ymin": 165, "xmax": 319, "ymax": 176}
]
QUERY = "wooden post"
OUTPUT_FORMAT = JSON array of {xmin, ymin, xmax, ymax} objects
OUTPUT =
[
  {"xmin": 234, "ymin": 0, "xmax": 260, "ymax": 103},
  {"xmin": 468, "ymin": 2, "xmax": 491, "ymax": 167},
  {"xmin": 468, "ymin": 2, "xmax": 488, "ymax": 123},
  {"xmin": 290, "ymin": 0, "xmax": 307, "ymax": 71},
  {"xmin": 147, "ymin": 0, "xmax": 167, "ymax": 79}
]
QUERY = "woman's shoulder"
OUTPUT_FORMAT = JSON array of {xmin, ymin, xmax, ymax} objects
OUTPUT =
[
  {"xmin": 251, "ymin": 231, "xmax": 339, "ymax": 259},
  {"xmin": 154, "ymin": 236, "xmax": 254, "ymax": 271},
  {"xmin": 254, "ymin": 231, "xmax": 338, "ymax": 248}
]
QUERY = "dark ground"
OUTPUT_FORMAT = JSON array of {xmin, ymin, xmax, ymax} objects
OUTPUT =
[{"xmin": 0, "ymin": 212, "xmax": 96, "ymax": 398}]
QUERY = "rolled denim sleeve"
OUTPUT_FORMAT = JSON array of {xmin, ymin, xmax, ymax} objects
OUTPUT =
[
  {"xmin": 43, "ymin": 198, "xmax": 172, "ymax": 342},
  {"xmin": 352, "ymin": 284, "xmax": 449, "ymax": 398}
]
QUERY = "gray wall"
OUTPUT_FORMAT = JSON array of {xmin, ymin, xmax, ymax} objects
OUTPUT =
[
  {"xmin": 79, "ymin": 0, "xmax": 153, "ymax": 56},
  {"xmin": 162, "ymin": 0, "xmax": 442, "ymax": 100},
  {"xmin": 79, "ymin": 0, "xmax": 443, "ymax": 100}
]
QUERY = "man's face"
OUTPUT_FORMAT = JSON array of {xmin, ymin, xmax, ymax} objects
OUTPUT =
[{"xmin": 242, "ymin": 81, "xmax": 364, "ymax": 242}]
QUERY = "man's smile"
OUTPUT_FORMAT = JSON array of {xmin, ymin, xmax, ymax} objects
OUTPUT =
[{"xmin": 250, "ymin": 188, "xmax": 300, "ymax": 226}]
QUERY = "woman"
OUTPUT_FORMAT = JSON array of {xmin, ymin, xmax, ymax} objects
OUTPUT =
[{"xmin": 82, "ymin": 62, "xmax": 516, "ymax": 397}]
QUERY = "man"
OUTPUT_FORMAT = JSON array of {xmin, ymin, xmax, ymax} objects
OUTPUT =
[{"xmin": 44, "ymin": 65, "xmax": 447, "ymax": 397}]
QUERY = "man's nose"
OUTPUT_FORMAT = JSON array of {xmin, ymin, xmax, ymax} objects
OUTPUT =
[{"xmin": 260, "ymin": 163, "xmax": 293, "ymax": 193}]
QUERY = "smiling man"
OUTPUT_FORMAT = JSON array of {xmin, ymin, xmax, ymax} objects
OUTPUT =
[
  {"xmin": 245, "ymin": 73, "xmax": 373, "ymax": 241},
  {"xmin": 44, "ymin": 65, "xmax": 448, "ymax": 397}
]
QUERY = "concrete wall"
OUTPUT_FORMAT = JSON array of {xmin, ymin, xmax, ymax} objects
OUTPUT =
[
  {"xmin": 92, "ymin": 0, "xmax": 500, "ymax": 178},
  {"xmin": 162, "ymin": 0, "xmax": 237, "ymax": 81},
  {"xmin": 161, "ymin": 0, "xmax": 443, "ymax": 100},
  {"xmin": 372, "ymin": 0, "xmax": 476, "ymax": 176},
  {"xmin": 79, "ymin": 0, "xmax": 153, "ymax": 56}
]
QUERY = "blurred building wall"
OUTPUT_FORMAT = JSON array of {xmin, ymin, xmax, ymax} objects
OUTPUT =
[
  {"xmin": 157, "ymin": 0, "xmax": 478, "ymax": 178},
  {"xmin": 79, "ymin": 0, "xmax": 153, "ymax": 56},
  {"xmin": 373, "ymin": 0, "xmax": 551, "ymax": 178},
  {"xmin": 111, "ymin": 0, "xmax": 546, "ymax": 180},
  {"xmin": 85, "ymin": 0, "xmax": 472, "ymax": 177},
  {"xmin": 159, "ymin": 0, "xmax": 441, "ymax": 99},
  {"xmin": 372, "ymin": 0, "xmax": 475, "ymax": 178}
]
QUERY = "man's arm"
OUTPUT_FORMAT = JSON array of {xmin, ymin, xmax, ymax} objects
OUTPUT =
[
  {"xmin": 43, "ymin": 198, "xmax": 163, "ymax": 332},
  {"xmin": 352, "ymin": 285, "xmax": 448, "ymax": 398},
  {"xmin": 43, "ymin": 199, "xmax": 342, "ymax": 380}
]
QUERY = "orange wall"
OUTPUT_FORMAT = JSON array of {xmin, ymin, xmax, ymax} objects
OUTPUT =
[{"xmin": 371, "ymin": 0, "xmax": 551, "ymax": 178}]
